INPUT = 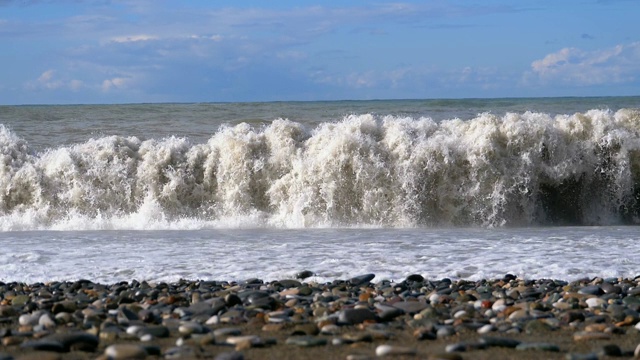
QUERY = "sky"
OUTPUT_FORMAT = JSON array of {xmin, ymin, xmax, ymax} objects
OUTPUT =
[{"xmin": 0, "ymin": 0, "xmax": 639, "ymax": 104}]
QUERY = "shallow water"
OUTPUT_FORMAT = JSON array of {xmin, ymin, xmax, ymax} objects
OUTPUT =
[{"xmin": 1, "ymin": 226, "xmax": 637, "ymax": 283}]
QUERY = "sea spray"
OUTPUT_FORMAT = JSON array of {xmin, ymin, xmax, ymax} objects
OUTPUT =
[{"xmin": 1, "ymin": 108, "xmax": 640, "ymax": 229}]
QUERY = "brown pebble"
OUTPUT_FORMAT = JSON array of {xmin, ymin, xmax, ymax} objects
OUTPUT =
[
  {"xmin": 573, "ymin": 331, "xmax": 611, "ymax": 341},
  {"xmin": 262, "ymin": 323, "xmax": 286, "ymax": 332},
  {"xmin": 2, "ymin": 336, "xmax": 24, "ymax": 346}
]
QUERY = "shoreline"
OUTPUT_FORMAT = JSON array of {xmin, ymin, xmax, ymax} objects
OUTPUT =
[{"xmin": 1, "ymin": 274, "xmax": 640, "ymax": 359}]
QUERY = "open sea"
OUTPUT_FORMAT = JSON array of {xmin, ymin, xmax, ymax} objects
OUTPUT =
[{"xmin": 1, "ymin": 97, "xmax": 639, "ymax": 284}]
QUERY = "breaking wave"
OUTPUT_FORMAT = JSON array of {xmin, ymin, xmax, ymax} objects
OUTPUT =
[{"xmin": 2, "ymin": 108, "xmax": 640, "ymax": 230}]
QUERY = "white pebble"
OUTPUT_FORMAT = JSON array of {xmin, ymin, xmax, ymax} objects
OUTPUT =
[
  {"xmin": 375, "ymin": 344, "xmax": 417, "ymax": 357},
  {"xmin": 226, "ymin": 335, "xmax": 260, "ymax": 345},
  {"xmin": 126, "ymin": 325, "xmax": 143, "ymax": 335},
  {"xmin": 205, "ymin": 315, "xmax": 219, "ymax": 325},
  {"xmin": 477, "ymin": 324, "xmax": 495, "ymax": 334},
  {"xmin": 104, "ymin": 344, "xmax": 147, "ymax": 359},
  {"xmin": 38, "ymin": 313, "xmax": 56, "ymax": 328},
  {"xmin": 585, "ymin": 297, "xmax": 606, "ymax": 308},
  {"xmin": 453, "ymin": 310, "xmax": 467, "ymax": 319}
]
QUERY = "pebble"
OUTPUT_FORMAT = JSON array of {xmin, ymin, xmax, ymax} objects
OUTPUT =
[
  {"xmin": 104, "ymin": 344, "xmax": 148, "ymax": 359},
  {"xmin": 573, "ymin": 331, "xmax": 611, "ymax": 341},
  {"xmin": 214, "ymin": 327, "xmax": 242, "ymax": 337},
  {"xmin": 445, "ymin": 342, "xmax": 486, "ymax": 352},
  {"xmin": 339, "ymin": 308, "xmax": 377, "ymax": 325},
  {"xmin": 585, "ymin": 297, "xmax": 606, "ymax": 308},
  {"xmin": 375, "ymin": 344, "xmax": 417, "ymax": 357},
  {"xmin": 1, "ymin": 275, "xmax": 640, "ymax": 360},
  {"xmin": 349, "ymin": 274, "xmax": 375, "ymax": 286},
  {"xmin": 226, "ymin": 335, "xmax": 260, "ymax": 346},
  {"xmin": 479, "ymin": 336, "xmax": 521, "ymax": 348},
  {"xmin": 178, "ymin": 321, "xmax": 204, "ymax": 335},
  {"xmin": 296, "ymin": 270, "xmax": 314, "ymax": 279}
]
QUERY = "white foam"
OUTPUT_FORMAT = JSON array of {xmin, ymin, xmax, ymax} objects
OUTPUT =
[
  {"xmin": 0, "ymin": 227, "xmax": 638, "ymax": 283},
  {"xmin": 0, "ymin": 109, "xmax": 640, "ymax": 229}
]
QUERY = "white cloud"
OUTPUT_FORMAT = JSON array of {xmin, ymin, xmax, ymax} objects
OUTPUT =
[
  {"xmin": 38, "ymin": 69, "xmax": 54, "ymax": 82},
  {"xmin": 529, "ymin": 42, "xmax": 640, "ymax": 85},
  {"xmin": 26, "ymin": 69, "xmax": 84, "ymax": 91},
  {"xmin": 110, "ymin": 34, "xmax": 158, "ymax": 43},
  {"xmin": 101, "ymin": 77, "xmax": 129, "ymax": 91}
]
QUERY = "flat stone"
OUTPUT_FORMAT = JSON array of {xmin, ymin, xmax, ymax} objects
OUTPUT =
[
  {"xmin": 279, "ymin": 279, "xmax": 302, "ymax": 288},
  {"xmin": 578, "ymin": 286, "xmax": 603, "ymax": 296},
  {"xmin": 573, "ymin": 331, "xmax": 611, "ymax": 341},
  {"xmin": 375, "ymin": 304, "xmax": 404, "ymax": 321},
  {"xmin": 445, "ymin": 342, "xmax": 486, "ymax": 352},
  {"xmin": 480, "ymin": 336, "xmax": 521, "ymax": 348},
  {"xmin": 477, "ymin": 324, "xmax": 495, "ymax": 334},
  {"xmin": 375, "ymin": 344, "xmax": 417, "ymax": 357},
  {"xmin": 349, "ymin": 274, "xmax": 375, "ymax": 286},
  {"xmin": 339, "ymin": 308, "xmax": 376, "ymax": 325},
  {"xmin": 104, "ymin": 344, "xmax": 147, "ymax": 359},
  {"xmin": 20, "ymin": 340, "xmax": 65, "ymax": 352},
  {"xmin": 214, "ymin": 327, "xmax": 242, "ymax": 337},
  {"xmin": 226, "ymin": 335, "xmax": 260, "ymax": 346},
  {"xmin": 45, "ymin": 333, "xmax": 99, "ymax": 352}
]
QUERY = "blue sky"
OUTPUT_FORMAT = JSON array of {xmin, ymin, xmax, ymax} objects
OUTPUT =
[{"xmin": 1, "ymin": 0, "xmax": 639, "ymax": 104}]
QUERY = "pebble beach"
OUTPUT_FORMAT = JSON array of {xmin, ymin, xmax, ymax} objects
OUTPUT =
[{"xmin": 1, "ymin": 273, "xmax": 640, "ymax": 360}]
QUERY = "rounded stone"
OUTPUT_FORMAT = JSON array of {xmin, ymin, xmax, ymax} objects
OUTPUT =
[
  {"xmin": 375, "ymin": 344, "xmax": 417, "ymax": 356},
  {"xmin": 104, "ymin": 344, "xmax": 147, "ymax": 359}
]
